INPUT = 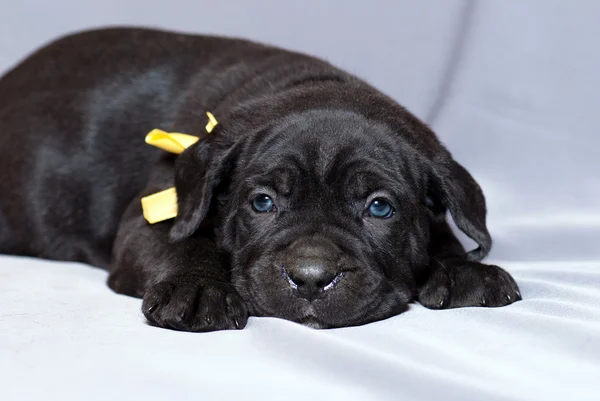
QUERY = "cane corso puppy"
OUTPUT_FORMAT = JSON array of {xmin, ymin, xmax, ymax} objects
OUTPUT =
[{"xmin": 0, "ymin": 27, "xmax": 521, "ymax": 331}]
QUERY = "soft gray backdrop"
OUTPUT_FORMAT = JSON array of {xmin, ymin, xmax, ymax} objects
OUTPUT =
[{"xmin": 1, "ymin": 1, "xmax": 599, "ymax": 400}]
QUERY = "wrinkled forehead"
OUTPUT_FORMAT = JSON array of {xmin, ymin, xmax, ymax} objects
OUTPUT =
[{"xmin": 239, "ymin": 110, "xmax": 420, "ymax": 198}]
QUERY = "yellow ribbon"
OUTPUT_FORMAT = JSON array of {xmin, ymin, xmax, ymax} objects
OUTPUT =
[{"xmin": 141, "ymin": 112, "xmax": 218, "ymax": 224}]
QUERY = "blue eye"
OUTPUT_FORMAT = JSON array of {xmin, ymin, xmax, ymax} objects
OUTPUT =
[
  {"xmin": 252, "ymin": 194, "xmax": 276, "ymax": 213},
  {"xmin": 368, "ymin": 198, "xmax": 394, "ymax": 218}
]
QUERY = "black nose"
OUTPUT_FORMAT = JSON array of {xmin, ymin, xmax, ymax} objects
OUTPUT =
[
  {"xmin": 285, "ymin": 263, "xmax": 339, "ymax": 301},
  {"xmin": 282, "ymin": 236, "xmax": 343, "ymax": 301}
]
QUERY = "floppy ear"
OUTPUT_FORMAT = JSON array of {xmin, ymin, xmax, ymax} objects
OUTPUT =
[
  {"xmin": 168, "ymin": 139, "xmax": 235, "ymax": 243},
  {"xmin": 429, "ymin": 159, "xmax": 492, "ymax": 261}
]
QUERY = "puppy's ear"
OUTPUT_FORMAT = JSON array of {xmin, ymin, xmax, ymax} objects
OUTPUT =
[
  {"xmin": 429, "ymin": 159, "xmax": 492, "ymax": 261},
  {"xmin": 168, "ymin": 139, "xmax": 235, "ymax": 243}
]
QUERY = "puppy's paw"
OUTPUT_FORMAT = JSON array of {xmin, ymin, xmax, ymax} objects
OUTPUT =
[
  {"xmin": 418, "ymin": 260, "xmax": 521, "ymax": 309},
  {"xmin": 142, "ymin": 277, "xmax": 248, "ymax": 332}
]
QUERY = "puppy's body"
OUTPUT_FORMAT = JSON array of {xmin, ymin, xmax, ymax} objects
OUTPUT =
[
  {"xmin": 0, "ymin": 28, "xmax": 328, "ymax": 264},
  {"xmin": 0, "ymin": 28, "xmax": 520, "ymax": 330}
]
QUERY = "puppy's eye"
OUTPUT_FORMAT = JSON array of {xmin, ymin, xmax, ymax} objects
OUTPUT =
[
  {"xmin": 367, "ymin": 198, "xmax": 394, "ymax": 218},
  {"xmin": 251, "ymin": 194, "xmax": 276, "ymax": 213}
]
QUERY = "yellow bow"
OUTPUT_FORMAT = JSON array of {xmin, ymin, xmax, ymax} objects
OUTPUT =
[{"xmin": 141, "ymin": 112, "xmax": 218, "ymax": 224}]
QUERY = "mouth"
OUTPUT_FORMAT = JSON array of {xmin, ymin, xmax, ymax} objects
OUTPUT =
[{"xmin": 297, "ymin": 315, "xmax": 328, "ymax": 329}]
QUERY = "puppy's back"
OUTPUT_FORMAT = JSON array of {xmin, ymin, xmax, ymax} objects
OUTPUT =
[{"xmin": 0, "ymin": 27, "xmax": 348, "ymax": 266}]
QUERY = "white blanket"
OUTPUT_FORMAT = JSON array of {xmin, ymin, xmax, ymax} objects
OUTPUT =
[{"xmin": 1, "ymin": 1, "xmax": 599, "ymax": 400}]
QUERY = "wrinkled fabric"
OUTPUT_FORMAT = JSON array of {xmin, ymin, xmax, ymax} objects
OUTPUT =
[{"xmin": 1, "ymin": 1, "xmax": 599, "ymax": 400}]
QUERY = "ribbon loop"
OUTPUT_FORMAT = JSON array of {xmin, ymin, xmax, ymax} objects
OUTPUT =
[{"xmin": 140, "ymin": 112, "xmax": 218, "ymax": 224}]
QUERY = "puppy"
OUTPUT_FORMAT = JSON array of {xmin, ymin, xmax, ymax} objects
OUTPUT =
[{"xmin": 0, "ymin": 27, "xmax": 520, "ymax": 331}]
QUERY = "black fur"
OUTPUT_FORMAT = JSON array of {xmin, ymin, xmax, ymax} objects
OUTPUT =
[{"xmin": 0, "ymin": 27, "xmax": 520, "ymax": 331}]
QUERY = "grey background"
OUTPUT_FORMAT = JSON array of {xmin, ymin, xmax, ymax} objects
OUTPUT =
[{"xmin": 1, "ymin": 1, "xmax": 599, "ymax": 400}]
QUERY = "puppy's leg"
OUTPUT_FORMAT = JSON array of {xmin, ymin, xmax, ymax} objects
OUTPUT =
[
  {"xmin": 418, "ymin": 218, "xmax": 521, "ymax": 309},
  {"xmin": 108, "ymin": 198, "xmax": 248, "ymax": 332}
]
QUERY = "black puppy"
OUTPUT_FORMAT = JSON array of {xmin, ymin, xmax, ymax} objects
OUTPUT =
[{"xmin": 0, "ymin": 27, "xmax": 520, "ymax": 331}]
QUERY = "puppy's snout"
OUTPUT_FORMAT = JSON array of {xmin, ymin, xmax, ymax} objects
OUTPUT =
[
  {"xmin": 282, "ymin": 237, "xmax": 343, "ymax": 301},
  {"xmin": 285, "ymin": 263, "xmax": 339, "ymax": 300}
]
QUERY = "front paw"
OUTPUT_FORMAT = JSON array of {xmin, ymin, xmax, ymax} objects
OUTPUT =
[
  {"xmin": 142, "ymin": 277, "xmax": 249, "ymax": 332},
  {"xmin": 418, "ymin": 260, "xmax": 521, "ymax": 309}
]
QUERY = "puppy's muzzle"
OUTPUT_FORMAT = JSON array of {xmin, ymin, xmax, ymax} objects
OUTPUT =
[{"xmin": 281, "ymin": 237, "xmax": 344, "ymax": 301}]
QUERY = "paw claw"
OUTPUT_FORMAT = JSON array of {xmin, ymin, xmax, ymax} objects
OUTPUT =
[
  {"xmin": 165, "ymin": 318, "xmax": 186, "ymax": 331},
  {"xmin": 419, "ymin": 261, "xmax": 521, "ymax": 310},
  {"xmin": 142, "ymin": 278, "xmax": 248, "ymax": 332}
]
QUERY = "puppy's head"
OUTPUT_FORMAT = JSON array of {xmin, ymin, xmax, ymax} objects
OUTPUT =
[{"xmin": 168, "ymin": 106, "xmax": 490, "ymax": 328}]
